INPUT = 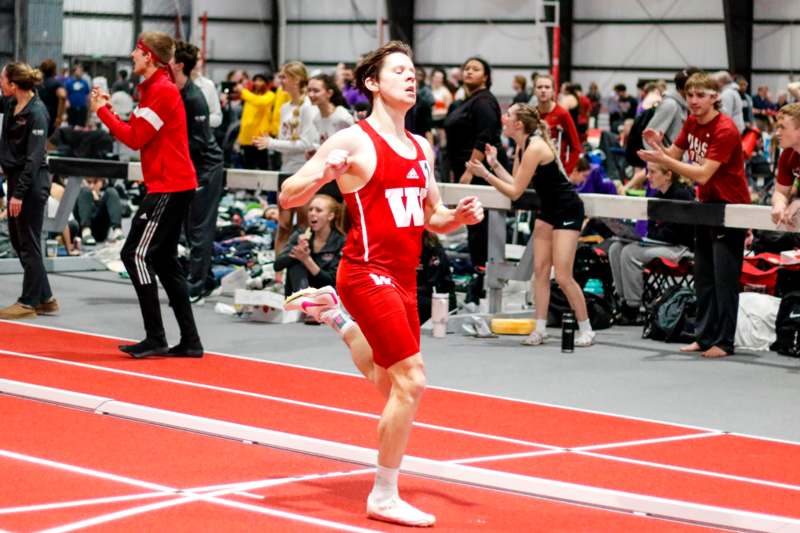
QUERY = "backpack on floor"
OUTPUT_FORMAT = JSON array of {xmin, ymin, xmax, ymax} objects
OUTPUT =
[
  {"xmin": 770, "ymin": 291, "xmax": 800, "ymax": 357},
  {"xmin": 547, "ymin": 281, "xmax": 614, "ymax": 330},
  {"xmin": 642, "ymin": 286, "xmax": 696, "ymax": 342}
]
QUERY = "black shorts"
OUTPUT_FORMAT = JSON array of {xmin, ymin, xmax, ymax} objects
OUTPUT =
[{"xmin": 537, "ymin": 195, "xmax": 584, "ymax": 231}]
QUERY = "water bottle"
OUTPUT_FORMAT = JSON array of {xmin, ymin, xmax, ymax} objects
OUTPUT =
[
  {"xmin": 431, "ymin": 293, "xmax": 449, "ymax": 338},
  {"xmin": 561, "ymin": 311, "xmax": 576, "ymax": 353}
]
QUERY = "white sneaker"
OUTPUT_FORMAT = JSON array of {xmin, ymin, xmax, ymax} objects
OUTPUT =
[
  {"xmin": 367, "ymin": 494, "xmax": 435, "ymax": 527},
  {"xmin": 283, "ymin": 285, "xmax": 339, "ymax": 321},
  {"xmin": 522, "ymin": 331, "xmax": 549, "ymax": 346},
  {"xmin": 110, "ymin": 227, "xmax": 125, "ymax": 241},
  {"xmin": 81, "ymin": 227, "xmax": 96, "ymax": 246},
  {"xmin": 575, "ymin": 330, "xmax": 596, "ymax": 347}
]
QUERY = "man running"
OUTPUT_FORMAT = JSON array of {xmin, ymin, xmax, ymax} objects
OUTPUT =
[{"xmin": 280, "ymin": 41, "xmax": 484, "ymax": 527}]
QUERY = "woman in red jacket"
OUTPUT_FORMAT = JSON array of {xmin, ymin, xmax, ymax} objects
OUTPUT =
[{"xmin": 90, "ymin": 31, "xmax": 202, "ymax": 359}]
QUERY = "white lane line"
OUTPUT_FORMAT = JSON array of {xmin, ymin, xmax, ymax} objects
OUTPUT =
[
  {"xmin": 0, "ymin": 348, "xmax": 556, "ymax": 450},
  {"xmin": 1, "ymin": 449, "xmax": 380, "ymax": 533},
  {"xmin": 0, "ymin": 492, "xmax": 169, "ymax": 515},
  {"xmin": 0, "ymin": 470, "xmax": 375, "ymax": 515},
  {"xmin": 447, "ymin": 432, "xmax": 722, "ymax": 466},
  {"xmin": 6, "ymin": 320, "xmax": 799, "ymax": 448},
  {"xmin": 5, "ymin": 379, "xmax": 791, "ymax": 494},
  {"xmin": 576, "ymin": 451, "xmax": 800, "ymax": 493},
  {"xmin": 0, "ymin": 450, "xmax": 176, "ymax": 494}
]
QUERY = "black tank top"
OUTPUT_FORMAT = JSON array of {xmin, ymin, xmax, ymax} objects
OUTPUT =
[{"xmin": 519, "ymin": 134, "xmax": 576, "ymax": 203}]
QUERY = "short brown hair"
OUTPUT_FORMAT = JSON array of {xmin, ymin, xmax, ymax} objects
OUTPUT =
[
  {"xmin": 684, "ymin": 72, "xmax": 718, "ymax": 94},
  {"xmin": 138, "ymin": 31, "xmax": 175, "ymax": 66},
  {"xmin": 779, "ymin": 103, "xmax": 800, "ymax": 128},
  {"xmin": 513, "ymin": 75, "xmax": 526, "ymax": 91},
  {"xmin": 3, "ymin": 62, "xmax": 43, "ymax": 91},
  {"xmin": 354, "ymin": 40, "xmax": 413, "ymax": 104},
  {"xmin": 39, "ymin": 59, "xmax": 57, "ymax": 78}
]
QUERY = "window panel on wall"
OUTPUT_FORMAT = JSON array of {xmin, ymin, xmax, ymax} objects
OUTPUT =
[
  {"xmin": 141, "ymin": 20, "xmax": 175, "ymax": 34},
  {"xmin": 575, "ymin": 0, "xmax": 722, "ymax": 20},
  {"xmin": 754, "ymin": 0, "xmax": 800, "ymax": 20},
  {"xmin": 753, "ymin": 24, "xmax": 800, "ymax": 71},
  {"xmin": 416, "ymin": 0, "xmax": 540, "ymax": 20},
  {"xmin": 286, "ymin": 0, "xmax": 379, "ymax": 20},
  {"xmin": 63, "ymin": 18, "xmax": 132, "ymax": 57},
  {"xmin": 414, "ymin": 23, "xmax": 549, "ymax": 66},
  {"xmin": 206, "ymin": 24, "xmax": 271, "ymax": 63},
  {"xmin": 284, "ymin": 24, "xmax": 378, "ymax": 63},
  {"xmin": 574, "ymin": 24, "xmax": 726, "ymax": 70},
  {"xmin": 63, "ymin": 0, "xmax": 132, "ymax": 13},
  {"xmin": 143, "ymin": 0, "xmax": 189, "ymax": 16},
  {"xmin": 192, "ymin": 0, "xmax": 271, "ymax": 19}
]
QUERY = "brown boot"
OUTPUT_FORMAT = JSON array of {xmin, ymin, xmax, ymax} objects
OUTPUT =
[
  {"xmin": 35, "ymin": 298, "xmax": 59, "ymax": 315},
  {"xmin": 0, "ymin": 302, "xmax": 37, "ymax": 320}
]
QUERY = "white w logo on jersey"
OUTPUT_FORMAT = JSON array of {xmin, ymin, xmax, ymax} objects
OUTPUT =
[
  {"xmin": 385, "ymin": 187, "xmax": 426, "ymax": 228},
  {"xmin": 369, "ymin": 273, "xmax": 393, "ymax": 286}
]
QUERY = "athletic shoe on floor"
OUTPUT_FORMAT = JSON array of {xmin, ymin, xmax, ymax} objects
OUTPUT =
[
  {"xmin": 367, "ymin": 494, "xmax": 435, "ymax": 527},
  {"xmin": 35, "ymin": 298, "xmax": 59, "ymax": 315},
  {"xmin": 0, "ymin": 302, "xmax": 36, "ymax": 320},
  {"xmin": 81, "ymin": 227, "xmax": 96, "ymax": 246},
  {"xmin": 119, "ymin": 338, "xmax": 168, "ymax": 358},
  {"xmin": 109, "ymin": 227, "xmax": 125, "ymax": 241},
  {"xmin": 284, "ymin": 285, "xmax": 339, "ymax": 321},
  {"xmin": 575, "ymin": 330, "xmax": 596, "ymax": 347},
  {"xmin": 166, "ymin": 341, "xmax": 204, "ymax": 358},
  {"xmin": 521, "ymin": 331, "xmax": 549, "ymax": 346}
]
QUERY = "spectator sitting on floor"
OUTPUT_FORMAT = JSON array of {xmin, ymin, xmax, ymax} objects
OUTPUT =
[
  {"xmin": 73, "ymin": 177, "xmax": 124, "ymax": 245},
  {"xmin": 608, "ymin": 162, "xmax": 695, "ymax": 324},
  {"xmin": 273, "ymin": 194, "xmax": 345, "ymax": 307}
]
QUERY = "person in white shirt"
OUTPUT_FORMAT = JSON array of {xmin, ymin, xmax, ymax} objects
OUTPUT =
[
  {"xmin": 191, "ymin": 55, "xmax": 222, "ymax": 128},
  {"xmin": 307, "ymin": 73, "xmax": 354, "ymax": 203},
  {"xmin": 309, "ymin": 73, "xmax": 354, "ymax": 147},
  {"xmin": 254, "ymin": 61, "xmax": 319, "ymax": 255}
]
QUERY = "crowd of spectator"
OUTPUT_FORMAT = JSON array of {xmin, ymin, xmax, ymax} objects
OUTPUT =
[{"xmin": 3, "ymin": 49, "xmax": 800, "ymax": 354}]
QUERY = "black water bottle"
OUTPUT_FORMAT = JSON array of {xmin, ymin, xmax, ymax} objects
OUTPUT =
[{"xmin": 561, "ymin": 312, "xmax": 576, "ymax": 353}]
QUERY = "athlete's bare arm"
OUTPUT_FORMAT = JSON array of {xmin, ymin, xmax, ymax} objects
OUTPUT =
[
  {"xmin": 418, "ymin": 134, "xmax": 484, "ymax": 233},
  {"xmin": 279, "ymin": 125, "xmax": 375, "ymax": 209}
]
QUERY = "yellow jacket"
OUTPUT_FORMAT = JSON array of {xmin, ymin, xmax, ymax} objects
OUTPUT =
[
  {"xmin": 237, "ymin": 88, "xmax": 275, "ymax": 146},
  {"xmin": 270, "ymin": 88, "xmax": 291, "ymax": 137}
]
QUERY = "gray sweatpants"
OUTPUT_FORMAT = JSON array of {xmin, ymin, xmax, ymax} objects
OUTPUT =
[{"xmin": 608, "ymin": 238, "xmax": 691, "ymax": 308}]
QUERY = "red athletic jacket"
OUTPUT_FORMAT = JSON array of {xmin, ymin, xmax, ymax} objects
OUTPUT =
[{"xmin": 97, "ymin": 68, "xmax": 197, "ymax": 193}]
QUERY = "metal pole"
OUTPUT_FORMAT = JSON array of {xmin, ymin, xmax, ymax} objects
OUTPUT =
[{"xmin": 201, "ymin": 11, "xmax": 208, "ymax": 74}]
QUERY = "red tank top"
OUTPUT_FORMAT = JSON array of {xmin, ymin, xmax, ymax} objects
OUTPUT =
[{"xmin": 341, "ymin": 120, "xmax": 431, "ymax": 283}]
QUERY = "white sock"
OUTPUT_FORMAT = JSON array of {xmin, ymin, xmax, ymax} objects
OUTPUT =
[
  {"xmin": 578, "ymin": 319, "xmax": 592, "ymax": 334},
  {"xmin": 320, "ymin": 308, "xmax": 355, "ymax": 337},
  {"xmin": 535, "ymin": 319, "xmax": 547, "ymax": 334},
  {"xmin": 371, "ymin": 464, "xmax": 399, "ymax": 501}
]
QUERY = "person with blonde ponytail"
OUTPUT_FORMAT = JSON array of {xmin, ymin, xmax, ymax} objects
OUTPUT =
[
  {"xmin": 254, "ymin": 61, "xmax": 320, "ymax": 257},
  {"xmin": 0, "ymin": 62, "xmax": 58, "ymax": 319},
  {"xmin": 467, "ymin": 103, "xmax": 594, "ymax": 347}
]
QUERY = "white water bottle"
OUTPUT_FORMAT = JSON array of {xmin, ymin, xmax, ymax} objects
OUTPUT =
[{"xmin": 431, "ymin": 293, "xmax": 449, "ymax": 338}]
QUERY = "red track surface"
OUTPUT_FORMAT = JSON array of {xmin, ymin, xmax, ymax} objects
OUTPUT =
[{"xmin": 0, "ymin": 321, "xmax": 796, "ymax": 531}]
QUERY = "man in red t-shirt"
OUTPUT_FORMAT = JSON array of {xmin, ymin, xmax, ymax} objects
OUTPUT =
[
  {"xmin": 534, "ymin": 74, "xmax": 582, "ymax": 174},
  {"xmin": 772, "ymin": 104, "xmax": 800, "ymax": 227},
  {"xmin": 279, "ymin": 42, "xmax": 483, "ymax": 527},
  {"xmin": 639, "ymin": 71, "xmax": 750, "ymax": 358}
]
